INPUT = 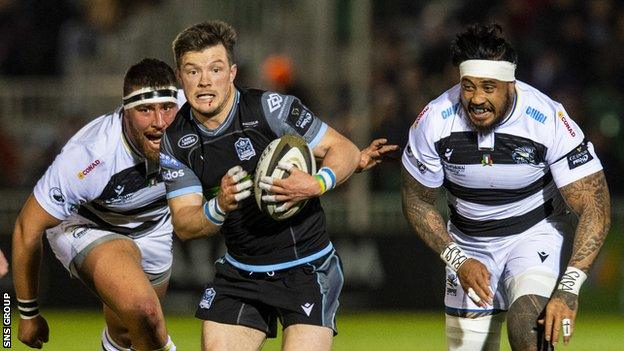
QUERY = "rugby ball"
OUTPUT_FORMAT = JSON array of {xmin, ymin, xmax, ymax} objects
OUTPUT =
[{"xmin": 254, "ymin": 134, "xmax": 316, "ymax": 220}]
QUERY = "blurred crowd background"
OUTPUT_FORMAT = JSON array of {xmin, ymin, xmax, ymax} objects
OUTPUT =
[{"xmin": 0, "ymin": 0, "xmax": 623, "ymax": 312}]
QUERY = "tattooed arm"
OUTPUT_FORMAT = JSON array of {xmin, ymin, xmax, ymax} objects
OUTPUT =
[
  {"xmin": 559, "ymin": 170, "xmax": 611, "ymax": 272},
  {"xmin": 542, "ymin": 170, "xmax": 611, "ymax": 346},
  {"xmin": 400, "ymin": 165, "xmax": 448, "ymax": 252},
  {"xmin": 401, "ymin": 165, "xmax": 493, "ymax": 306}
]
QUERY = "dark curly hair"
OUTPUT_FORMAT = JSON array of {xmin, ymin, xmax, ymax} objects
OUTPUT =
[
  {"xmin": 451, "ymin": 24, "xmax": 518, "ymax": 66},
  {"xmin": 123, "ymin": 58, "xmax": 176, "ymax": 96}
]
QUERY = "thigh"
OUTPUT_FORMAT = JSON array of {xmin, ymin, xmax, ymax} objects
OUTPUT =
[
  {"xmin": 78, "ymin": 238, "xmax": 159, "ymax": 311},
  {"xmin": 195, "ymin": 260, "xmax": 277, "ymax": 337},
  {"xmin": 274, "ymin": 251, "xmax": 344, "ymax": 334},
  {"xmin": 282, "ymin": 324, "xmax": 333, "ymax": 351},
  {"xmin": 202, "ymin": 321, "xmax": 266, "ymax": 351},
  {"xmin": 133, "ymin": 231, "xmax": 173, "ymax": 276},
  {"xmin": 503, "ymin": 227, "xmax": 564, "ymax": 304}
]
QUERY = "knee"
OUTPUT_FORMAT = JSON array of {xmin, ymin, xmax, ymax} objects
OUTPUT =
[
  {"xmin": 507, "ymin": 294, "xmax": 552, "ymax": 351},
  {"xmin": 122, "ymin": 295, "xmax": 164, "ymax": 331}
]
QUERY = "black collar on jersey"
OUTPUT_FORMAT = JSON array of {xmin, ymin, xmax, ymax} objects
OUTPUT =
[{"xmin": 122, "ymin": 89, "xmax": 177, "ymax": 106}]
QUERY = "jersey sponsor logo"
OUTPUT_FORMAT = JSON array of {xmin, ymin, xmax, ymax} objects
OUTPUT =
[
  {"xmin": 199, "ymin": 288, "xmax": 216, "ymax": 309},
  {"xmin": 525, "ymin": 106, "xmax": 547, "ymax": 123},
  {"xmin": 49, "ymin": 187, "xmax": 65, "ymax": 205},
  {"xmin": 162, "ymin": 169, "xmax": 185, "ymax": 181},
  {"xmin": 557, "ymin": 111, "xmax": 576, "ymax": 137},
  {"xmin": 72, "ymin": 227, "xmax": 91, "ymax": 239},
  {"xmin": 77, "ymin": 159, "xmax": 102, "ymax": 179},
  {"xmin": 160, "ymin": 153, "xmax": 181, "ymax": 168},
  {"xmin": 441, "ymin": 103, "xmax": 460, "ymax": 119},
  {"xmin": 267, "ymin": 93, "xmax": 283, "ymax": 113},
  {"xmin": 567, "ymin": 143, "xmax": 593, "ymax": 169},
  {"xmin": 234, "ymin": 137, "xmax": 256, "ymax": 161},
  {"xmin": 286, "ymin": 101, "xmax": 314, "ymax": 135},
  {"xmin": 178, "ymin": 134, "xmax": 199, "ymax": 148},
  {"xmin": 512, "ymin": 146, "xmax": 537, "ymax": 164},
  {"xmin": 242, "ymin": 120, "xmax": 259, "ymax": 128},
  {"xmin": 413, "ymin": 106, "xmax": 429, "ymax": 128},
  {"xmin": 104, "ymin": 193, "xmax": 134, "ymax": 205},
  {"xmin": 537, "ymin": 251, "xmax": 549, "ymax": 262},
  {"xmin": 444, "ymin": 164, "xmax": 466, "ymax": 177}
]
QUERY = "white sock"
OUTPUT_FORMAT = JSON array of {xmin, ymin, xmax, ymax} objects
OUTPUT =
[
  {"xmin": 101, "ymin": 328, "xmax": 132, "ymax": 351},
  {"xmin": 152, "ymin": 335, "xmax": 176, "ymax": 351}
]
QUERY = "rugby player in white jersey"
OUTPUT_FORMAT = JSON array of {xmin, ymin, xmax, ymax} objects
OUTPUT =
[
  {"xmin": 12, "ymin": 58, "xmax": 180, "ymax": 351},
  {"xmin": 401, "ymin": 24, "xmax": 610, "ymax": 350}
]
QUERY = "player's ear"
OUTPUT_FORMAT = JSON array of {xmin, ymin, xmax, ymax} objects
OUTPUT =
[{"xmin": 229, "ymin": 64, "xmax": 237, "ymax": 83}]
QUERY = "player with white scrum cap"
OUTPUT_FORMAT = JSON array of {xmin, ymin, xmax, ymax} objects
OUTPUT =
[
  {"xmin": 401, "ymin": 24, "xmax": 610, "ymax": 350},
  {"xmin": 13, "ymin": 58, "xmax": 183, "ymax": 351}
]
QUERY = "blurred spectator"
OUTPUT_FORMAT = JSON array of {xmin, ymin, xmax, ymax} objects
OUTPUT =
[{"xmin": 261, "ymin": 54, "xmax": 312, "ymax": 106}]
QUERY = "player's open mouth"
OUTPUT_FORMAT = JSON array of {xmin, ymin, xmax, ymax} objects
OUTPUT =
[
  {"xmin": 469, "ymin": 105, "xmax": 493, "ymax": 120},
  {"xmin": 197, "ymin": 93, "xmax": 216, "ymax": 101},
  {"xmin": 145, "ymin": 134, "xmax": 163, "ymax": 146}
]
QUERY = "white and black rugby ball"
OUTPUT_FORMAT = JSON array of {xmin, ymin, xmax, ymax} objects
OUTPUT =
[{"xmin": 254, "ymin": 134, "xmax": 316, "ymax": 220}]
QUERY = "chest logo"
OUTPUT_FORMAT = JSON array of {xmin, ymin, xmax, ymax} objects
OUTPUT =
[
  {"xmin": 235, "ymin": 137, "xmax": 256, "ymax": 161},
  {"xmin": 512, "ymin": 146, "xmax": 537, "ymax": 165},
  {"xmin": 178, "ymin": 134, "xmax": 198, "ymax": 148}
]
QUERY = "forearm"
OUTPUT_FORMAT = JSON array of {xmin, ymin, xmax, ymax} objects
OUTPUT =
[
  {"xmin": 400, "ymin": 167, "xmax": 452, "ymax": 253},
  {"xmin": 560, "ymin": 171, "xmax": 611, "ymax": 273},
  {"xmin": 12, "ymin": 225, "xmax": 43, "ymax": 300},
  {"xmin": 171, "ymin": 202, "xmax": 222, "ymax": 240},
  {"xmin": 318, "ymin": 139, "xmax": 360, "ymax": 187}
]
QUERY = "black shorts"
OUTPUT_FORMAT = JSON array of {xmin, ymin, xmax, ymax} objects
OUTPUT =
[{"xmin": 195, "ymin": 250, "xmax": 344, "ymax": 338}]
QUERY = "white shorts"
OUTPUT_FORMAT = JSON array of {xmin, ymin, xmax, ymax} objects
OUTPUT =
[
  {"xmin": 46, "ymin": 222, "xmax": 173, "ymax": 284},
  {"xmin": 444, "ymin": 215, "xmax": 575, "ymax": 316}
]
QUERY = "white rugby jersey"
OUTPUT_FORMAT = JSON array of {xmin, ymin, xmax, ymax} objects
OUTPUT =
[
  {"xmin": 402, "ymin": 80, "xmax": 603, "ymax": 237},
  {"xmin": 33, "ymin": 107, "xmax": 171, "ymax": 238}
]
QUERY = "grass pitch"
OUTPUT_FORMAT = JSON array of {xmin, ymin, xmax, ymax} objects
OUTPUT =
[{"xmin": 8, "ymin": 310, "xmax": 623, "ymax": 350}]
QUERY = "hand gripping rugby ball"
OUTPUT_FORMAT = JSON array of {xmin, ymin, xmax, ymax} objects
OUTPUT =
[{"xmin": 254, "ymin": 134, "xmax": 316, "ymax": 220}]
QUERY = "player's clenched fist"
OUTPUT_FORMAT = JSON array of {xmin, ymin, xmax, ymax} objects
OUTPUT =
[
  {"xmin": 217, "ymin": 165, "xmax": 253, "ymax": 212},
  {"xmin": 18, "ymin": 316, "xmax": 49, "ymax": 349}
]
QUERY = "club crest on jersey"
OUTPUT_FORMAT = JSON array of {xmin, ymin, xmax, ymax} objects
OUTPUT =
[
  {"xmin": 512, "ymin": 146, "xmax": 537, "ymax": 165},
  {"xmin": 49, "ymin": 187, "xmax": 65, "ymax": 205},
  {"xmin": 481, "ymin": 154, "xmax": 493, "ymax": 166},
  {"xmin": 199, "ymin": 288, "xmax": 216, "ymax": 309},
  {"xmin": 235, "ymin": 137, "xmax": 256, "ymax": 161}
]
